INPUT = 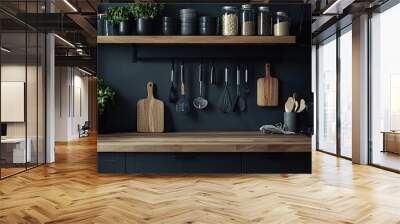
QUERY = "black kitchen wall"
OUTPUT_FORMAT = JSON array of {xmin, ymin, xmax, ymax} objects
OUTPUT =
[{"xmin": 98, "ymin": 3, "xmax": 312, "ymax": 133}]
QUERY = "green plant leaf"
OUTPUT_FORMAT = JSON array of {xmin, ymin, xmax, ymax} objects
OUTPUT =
[
  {"xmin": 97, "ymin": 78, "xmax": 116, "ymax": 115},
  {"xmin": 130, "ymin": 2, "xmax": 164, "ymax": 20},
  {"xmin": 106, "ymin": 6, "xmax": 131, "ymax": 24}
]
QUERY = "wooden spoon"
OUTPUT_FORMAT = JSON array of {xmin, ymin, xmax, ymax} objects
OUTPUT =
[
  {"xmin": 297, "ymin": 99, "xmax": 306, "ymax": 113},
  {"xmin": 285, "ymin": 97, "xmax": 295, "ymax": 112},
  {"xmin": 294, "ymin": 100, "xmax": 299, "ymax": 112}
]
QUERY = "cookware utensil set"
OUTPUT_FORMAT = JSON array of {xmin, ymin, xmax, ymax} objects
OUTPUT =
[
  {"xmin": 285, "ymin": 93, "xmax": 307, "ymax": 113},
  {"xmin": 233, "ymin": 66, "xmax": 247, "ymax": 112},
  {"xmin": 219, "ymin": 67, "xmax": 233, "ymax": 113},
  {"xmin": 169, "ymin": 62, "xmax": 178, "ymax": 103},
  {"xmin": 176, "ymin": 63, "xmax": 190, "ymax": 113},
  {"xmin": 170, "ymin": 63, "xmax": 251, "ymax": 113},
  {"xmin": 193, "ymin": 64, "xmax": 209, "ymax": 110},
  {"xmin": 170, "ymin": 63, "xmax": 308, "ymax": 114}
]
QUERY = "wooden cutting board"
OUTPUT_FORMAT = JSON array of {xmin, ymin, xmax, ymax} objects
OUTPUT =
[
  {"xmin": 257, "ymin": 64, "xmax": 279, "ymax": 107},
  {"xmin": 137, "ymin": 82, "xmax": 164, "ymax": 133}
]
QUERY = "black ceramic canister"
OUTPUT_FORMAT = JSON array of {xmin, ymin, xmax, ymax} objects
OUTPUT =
[
  {"xmin": 136, "ymin": 18, "xmax": 153, "ymax": 35},
  {"xmin": 103, "ymin": 20, "xmax": 117, "ymax": 36},
  {"xmin": 161, "ymin": 16, "xmax": 176, "ymax": 35},
  {"xmin": 118, "ymin": 21, "xmax": 129, "ymax": 35},
  {"xmin": 199, "ymin": 16, "xmax": 216, "ymax": 35},
  {"xmin": 179, "ymin": 8, "xmax": 197, "ymax": 35},
  {"xmin": 180, "ymin": 22, "xmax": 197, "ymax": 35},
  {"xmin": 97, "ymin": 14, "xmax": 106, "ymax": 35}
]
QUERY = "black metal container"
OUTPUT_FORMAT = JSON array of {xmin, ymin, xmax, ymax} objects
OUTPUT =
[
  {"xmin": 199, "ymin": 16, "xmax": 216, "ymax": 35},
  {"xmin": 161, "ymin": 16, "xmax": 176, "ymax": 35},
  {"xmin": 180, "ymin": 22, "xmax": 197, "ymax": 35},
  {"xmin": 137, "ymin": 18, "xmax": 153, "ymax": 35},
  {"xmin": 97, "ymin": 14, "xmax": 106, "ymax": 35},
  {"xmin": 284, "ymin": 112, "xmax": 297, "ymax": 133},
  {"xmin": 258, "ymin": 6, "xmax": 272, "ymax": 36},
  {"xmin": 118, "ymin": 21, "xmax": 129, "ymax": 35},
  {"xmin": 216, "ymin": 17, "xmax": 221, "ymax": 35},
  {"xmin": 180, "ymin": 8, "xmax": 197, "ymax": 35},
  {"xmin": 179, "ymin": 9, "xmax": 197, "ymax": 19},
  {"xmin": 104, "ymin": 20, "xmax": 117, "ymax": 36}
]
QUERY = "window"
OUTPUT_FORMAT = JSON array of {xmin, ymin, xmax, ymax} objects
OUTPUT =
[
  {"xmin": 370, "ymin": 3, "xmax": 400, "ymax": 171},
  {"xmin": 339, "ymin": 28, "xmax": 352, "ymax": 158},
  {"xmin": 316, "ymin": 25, "xmax": 353, "ymax": 158},
  {"xmin": 317, "ymin": 36, "xmax": 337, "ymax": 154},
  {"xmin": 0, "ymin": 1, "xmax": 47, "ymax": 179}
]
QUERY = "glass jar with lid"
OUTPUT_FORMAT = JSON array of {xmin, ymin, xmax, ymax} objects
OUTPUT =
[
  {"xmin": 240, "ymin": 4, "xmax": 255, "ymax": 36},
  {"xmin": 257, "ymin": 6, "xmax": 272, "ymax": 36},
  {"xmin": 274, "ymin": 11, "xmax": 290, "ymax": 36},
  {"xmin": 221, "ymin": 6, "xmax": 238, "ymax": 36}
]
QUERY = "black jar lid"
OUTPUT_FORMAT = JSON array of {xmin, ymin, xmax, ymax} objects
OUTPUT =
[
  {"xmin": 222, "ymin": 6, "xmax": 237, "ymax": 11},
  {"xmin": 179, "ymin": 8, "xmax": 197, "ymax": 15},
  {"xmin": 162, "ymin": 16, "xmax": 176, "ymax": 23},
  {"xmin": 276, "ymin": 11, "xmax": 289, "ymax": 17},
  {"xmin": 258, "ymin": 6, "xmax": 271, "ymax": 12},
  {"xmin": 241, "ymin": 4, "xmax": 253, "ymax": 10},
  {"xmin": 180, "ymin": 13, "xmax": 197, "ymax": 20}
]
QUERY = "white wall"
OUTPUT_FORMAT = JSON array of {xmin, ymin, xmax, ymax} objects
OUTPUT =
[
  {"xmin": 1, "ymin": 65, "xmax": 38, "ymax": 138},
  {"xmin": 55, "ymin": 66, "xmax": 69, "ymax": 141},
  {"xmin": 1, "ymin": 63, "xmax": 46, "ymax": 164},
  {"xmin": 55, "ymin": 66, "xmax": 89, "ymax": 141}
]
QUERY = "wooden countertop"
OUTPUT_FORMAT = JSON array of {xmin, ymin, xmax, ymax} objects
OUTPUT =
[{"xmin": 97, "ymin": 132, "xmax": 311, "ymax": 153}]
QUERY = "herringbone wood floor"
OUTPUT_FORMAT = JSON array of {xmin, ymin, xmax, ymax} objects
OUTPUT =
[{"xmin": 1, "ymin": 135, "xmax": 400, "ymax": 224}]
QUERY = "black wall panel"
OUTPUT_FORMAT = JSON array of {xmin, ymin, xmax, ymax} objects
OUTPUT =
[{"xmin": 98, "ymin": 3, "xmax": 312, "ymax": 133}]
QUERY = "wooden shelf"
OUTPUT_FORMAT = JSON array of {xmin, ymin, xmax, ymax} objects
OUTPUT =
[
  {"xmin": 97, "ymin": 36, "xmax": 296, "ymax": 45},
  {"xmin": 98, "ymin": 132, "xmax": 311, "ymax": 153}
]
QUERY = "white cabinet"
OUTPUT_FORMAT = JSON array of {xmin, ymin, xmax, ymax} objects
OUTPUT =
[{"xmin": 1, "ymin": 138, "xmax": 32, "ymax": 163}]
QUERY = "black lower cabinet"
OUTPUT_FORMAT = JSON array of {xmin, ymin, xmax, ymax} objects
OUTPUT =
[
  {"xmin": 97, "ymin": 152, "xmax": 126, "ymax": 173},
  {"xmin": 243, "ymin": 152, "xmax": 311, "ymax": 173},
  {"xmin": 98, "ymin": 152, "xmax": 311, "ymax": 174},
  {"xmin": 126, "ymin": 153, "xmax": 242, "ymax": 173}
]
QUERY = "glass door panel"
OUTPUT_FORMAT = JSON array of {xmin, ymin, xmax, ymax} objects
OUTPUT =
[
  {"xmin": 38, "ymin": 33, "xmax": 46, "ymax": 165},
  {"xmin": 371, "ymin": 4, "xmax": 400, "ymax": 171},
  {"xmin": 27, "ymin": 31, "xmax": 38, "ymax": 169},
  {"xmin": 339, "ymin": 28, "xmax": 352, "ymax": 158},
  {"xmin": 317, "ymin": 36, "xmax": 337, "ymax": 154},
  {"xmin": 1, "ymin": 31, "xmax": 28, "ymax": 178}
]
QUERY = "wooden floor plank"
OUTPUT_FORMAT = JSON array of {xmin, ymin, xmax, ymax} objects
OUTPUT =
[{"xmin": 1, "ymin": 135, "xmax": 400, "ymax": 223}]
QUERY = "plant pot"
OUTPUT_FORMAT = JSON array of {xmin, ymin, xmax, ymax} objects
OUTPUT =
[
  {"xmin": 161, "ymin": 17, "xmax": 176, "ymax": 35},
  {"xmin": 129, "ymin": 19, "xmax": 136, "ymax": 35},
  {"xmin": 284, "ymin": 112, "xmax": 297, "ymax": 133},
  {"xmin": 118, "ymin": 21, "xmax": 129, "ymax": 35},
  {"xmin": 97, "ymin": 14, "xmax": 106, "ymax": 35},
  {"xmin": 136, "ymin": 18, "xmax": 153, "ymax": 35},
  {"xmin": 104, "ymin": 20, "xmax": 117, "ymax": 36}
]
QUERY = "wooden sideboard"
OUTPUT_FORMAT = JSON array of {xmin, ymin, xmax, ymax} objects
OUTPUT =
[
  {"xmin": 97, "ymin": 132, "xmax": 311, "ymax": 174},
  {"xmin": 382, "ymin": 132, "xmax": 400, "ymax": 154}
]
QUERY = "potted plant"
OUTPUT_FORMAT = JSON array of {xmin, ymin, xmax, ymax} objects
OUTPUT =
[
  {"xmin": 104, "ymin": 6, "xmax": 131, "ymax": 35},
  {"xmin": 130, "ymin": 2, "xmax": 164, "ymax": 35},
  {"xmin": 97, "ymin": 78, "xmax": 116, "ymax": 116},
  {"xmin": 104, "ymin": 8, "xmax": 116, "ymax": 36}
]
